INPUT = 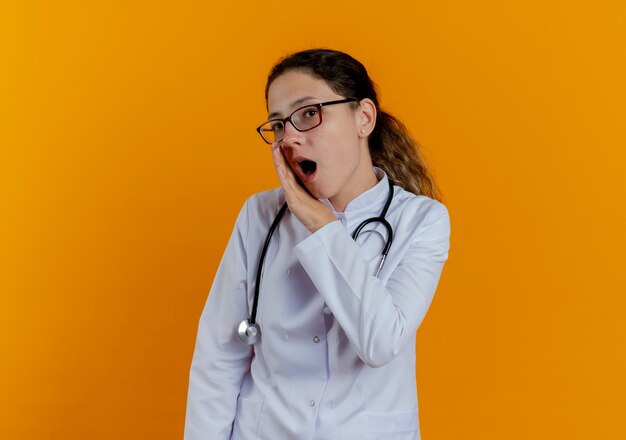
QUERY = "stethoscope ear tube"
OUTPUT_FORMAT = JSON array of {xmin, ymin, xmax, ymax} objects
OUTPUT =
[
  {"xmin": 352, "ymin": 179, "xmax": 395, "ymax": 278},
  {"xmin": 353, "ymin": 216, "xmax": 393, "ymax": 278}
]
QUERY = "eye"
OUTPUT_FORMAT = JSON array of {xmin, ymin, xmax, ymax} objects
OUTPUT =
[
  {"xmin": 269, "ymin": 121, "xmax": 284, "ymax": 133},
  {"xmin": 302, "ymin": 107, "xmax": 318, "ymax": 119}
]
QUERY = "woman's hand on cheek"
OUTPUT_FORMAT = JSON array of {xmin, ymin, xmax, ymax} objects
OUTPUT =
[{"xmin": 271, "ymin": 143, "xmax": 337, "ymax": 233}]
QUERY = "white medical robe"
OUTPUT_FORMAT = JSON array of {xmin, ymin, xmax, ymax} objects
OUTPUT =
[{"xmin": 184, "ymin": 167, "xmax": 451, "ymax": 440}]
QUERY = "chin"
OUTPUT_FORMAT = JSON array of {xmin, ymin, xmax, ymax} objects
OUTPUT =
[
  {"xmin": 306, "ymin": 184, "xmax": 336, "ymax": 202},
  {"xmin": 306, "ymin": 187, "xmax": 325, "ymax": 200},
  {"xmin": 305, "ymin": 185, "xmax": 328, "ymax": 199}
]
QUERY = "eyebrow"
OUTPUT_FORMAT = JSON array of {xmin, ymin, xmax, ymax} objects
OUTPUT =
[{"xmin": 267, "ymin": 96, "xmax": 317, "ymax": 119}]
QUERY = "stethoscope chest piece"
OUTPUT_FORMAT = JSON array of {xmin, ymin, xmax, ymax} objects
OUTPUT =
[{"xmin": 238, "ymin": 319, "xmax": 261, "ymax": 345}]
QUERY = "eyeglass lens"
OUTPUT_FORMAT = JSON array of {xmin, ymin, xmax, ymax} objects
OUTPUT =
[{"xmin": 260, "ymin": 105, "xmax": 321, "ymax": 143}]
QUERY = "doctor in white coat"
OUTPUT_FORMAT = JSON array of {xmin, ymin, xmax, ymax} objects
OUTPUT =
[{"xmin": 184, "ymin": 48, "xmax": 451, "ymax": 440}]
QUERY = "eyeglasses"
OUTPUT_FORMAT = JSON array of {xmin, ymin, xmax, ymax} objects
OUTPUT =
[{"xmin": 256, "ymin": 98, "xmax": 358, "ymax": 144}]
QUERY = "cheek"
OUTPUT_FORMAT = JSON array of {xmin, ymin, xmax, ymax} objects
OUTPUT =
[
  {"xmin": 332, "ymin": 137, "xmax": 361, "ymax": 167},
  {"xmin": 315, "ymin": 125, "xmax": 358, "ymax": 162}
]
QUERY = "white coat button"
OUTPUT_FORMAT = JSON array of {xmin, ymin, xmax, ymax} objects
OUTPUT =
[
  {"xmin": 309, "ymin": 400, "xmax": 315, "ymax": 407},
  {"xmin": 323, "ymin": 306, "xmax": 331, "ymax": 315},
  {"xmin": 313, "ymin": 336, "xmax": 320, "ymax": 343}
]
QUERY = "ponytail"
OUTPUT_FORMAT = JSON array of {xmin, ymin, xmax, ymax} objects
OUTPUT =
[{"xmin": 370, "ymin": 110, "xmax": 442, "ymax": 201}]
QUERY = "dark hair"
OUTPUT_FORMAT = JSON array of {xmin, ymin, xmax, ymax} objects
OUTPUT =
[{"xmin": 264, "ymin": 48, "xmax": 442, "ymax": 201}]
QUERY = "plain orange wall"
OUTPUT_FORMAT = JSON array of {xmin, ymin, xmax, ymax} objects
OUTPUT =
[{"xmin": 1, "ymin": 1, "xmax": 625, "ymax": 439}]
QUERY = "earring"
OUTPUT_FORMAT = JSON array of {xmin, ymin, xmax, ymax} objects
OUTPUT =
[{"xmin": 360, "ymin": 128, "xmax": 365, "ymax": 134}]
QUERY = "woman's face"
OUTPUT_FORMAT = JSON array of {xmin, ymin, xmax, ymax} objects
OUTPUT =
[{"xmin": 266, "ymin": 70, "xmax": 375, "ymax": 209}]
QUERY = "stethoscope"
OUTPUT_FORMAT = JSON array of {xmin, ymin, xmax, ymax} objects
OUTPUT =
[{"xmin": 238, "ymin": 178, "xmax": 395, "ymax": 345}]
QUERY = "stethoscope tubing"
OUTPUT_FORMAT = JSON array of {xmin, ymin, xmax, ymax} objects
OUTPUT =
[
  {"xmin": 238, "ymin": 178, "xmax": 395, "ymax": 345},
  {"xmin": 251, "ymin": 202, "xmax": 288, "ymax": 325}
]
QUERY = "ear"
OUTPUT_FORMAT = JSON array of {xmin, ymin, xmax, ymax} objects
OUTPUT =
[{"xmin": 356, "ymin": 98, "xmax": 377, "ymax": 137}]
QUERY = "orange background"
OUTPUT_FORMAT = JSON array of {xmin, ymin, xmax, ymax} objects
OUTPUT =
[{"xmin": 1, "ymin": 1, "xmax": 625, "ymax": 439}]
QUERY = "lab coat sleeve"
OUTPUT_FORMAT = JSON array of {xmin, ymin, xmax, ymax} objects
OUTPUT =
[
  {"xmin": 184, "ymin": 200, "xmax": 253, "ymax": 440},
  {"xmin": 294, "ymin": 202, "xmax": 450, "ymax": 368}
]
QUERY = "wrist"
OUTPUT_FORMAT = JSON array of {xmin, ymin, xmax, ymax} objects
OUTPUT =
[{"xmin": 310, "ymin": 212, "xmax": 337, "ymax": 234}]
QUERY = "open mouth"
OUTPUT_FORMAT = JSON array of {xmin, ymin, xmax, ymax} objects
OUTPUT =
[{"xmin": 298, "ymin": 159, "xmax": 317, "ymax": 176}]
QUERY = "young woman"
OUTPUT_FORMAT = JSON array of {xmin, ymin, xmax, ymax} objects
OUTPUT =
[{"xmin": 184, "ymin": 49, "xmax": 451, "ymax": 440}]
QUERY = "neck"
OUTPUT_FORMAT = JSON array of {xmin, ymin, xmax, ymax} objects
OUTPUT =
[{"xmin": 329, "ymin": 167, "xmax": 379, "ymax": 212}]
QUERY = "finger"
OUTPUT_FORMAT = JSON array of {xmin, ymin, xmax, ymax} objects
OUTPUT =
[
  {"xmin": 271, "ymin": 143, "xmax": 288, "ymax": 184},
  {"xmin": 273, "ymin": 147, "xmax": 310, "ymax": 204},
  {"xmin": 271, "ymin": 145, "xmax": 294, "ymax": 183},
  {"xmin": 271, "ymin": 142, "xmax": 282, "ymax": 167},
  {"xmin": 278, "ymin": 148, "xmax": 308, "ymax": 197},
  {"xmin": 278, "ymin": 161, "xmax": 299, "ymax": 195},
  {"xmin": 272, "ymin": 147, "xmax": 300, "ymax": 203}
]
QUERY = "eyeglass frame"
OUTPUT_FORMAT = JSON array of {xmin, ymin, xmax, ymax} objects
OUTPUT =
[{"xmin": 256, "ymin": 98, "xmax": 359, "ymax": 144}]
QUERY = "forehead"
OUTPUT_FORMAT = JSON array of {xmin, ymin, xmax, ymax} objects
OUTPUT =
[{"xmin": 267, "ymin": 70, "xmax": 340, "ymax": 115}]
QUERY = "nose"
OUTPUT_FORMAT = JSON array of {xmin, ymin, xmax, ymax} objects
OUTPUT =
[{"xmin": 280, "ymin": 120, "xmax": 303, "ymax": 146}]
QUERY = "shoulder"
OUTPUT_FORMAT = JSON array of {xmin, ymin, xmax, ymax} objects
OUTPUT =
[
  {"xmin": 392, "ymin": 186, "xmax": 450, "ymax": 240},
  {"xmin": 243, "ymin": 186, "xmax": 284, "ymax": 215},
  {"xmin": 235, "ymin": 186, "xmax": 285, "ymax": 229},
  {"xmin": 228, "ymin": 187, "xmax": 285, "ymax": 248}
]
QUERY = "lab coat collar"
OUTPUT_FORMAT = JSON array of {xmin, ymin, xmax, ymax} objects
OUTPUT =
[{"xmin": 320, "ymin": 167, "xmax": 390, "ymax": 217}]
